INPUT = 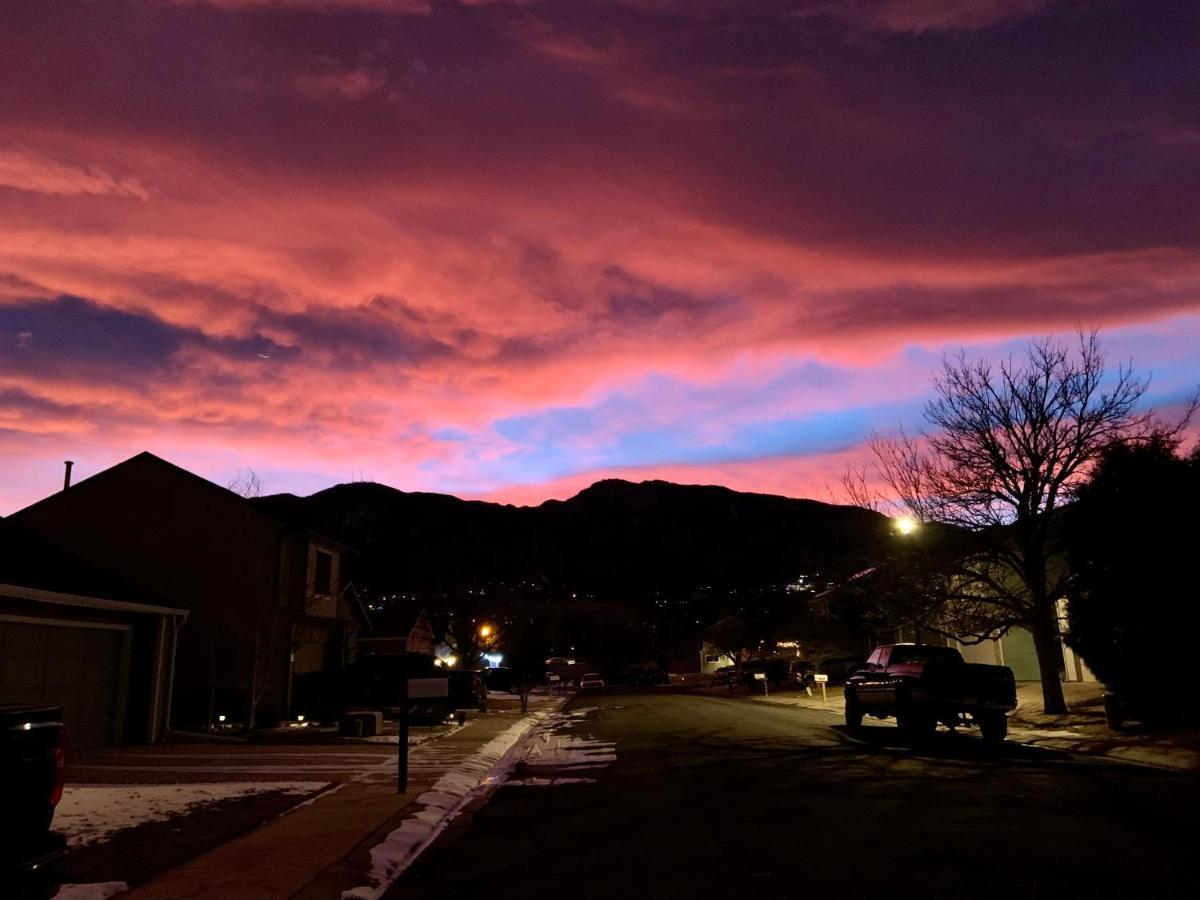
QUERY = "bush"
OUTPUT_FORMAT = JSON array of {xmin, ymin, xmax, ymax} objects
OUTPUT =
[{"xmin": 1064, "ymin": 438, "xmax": 1200, "ymax": 723}]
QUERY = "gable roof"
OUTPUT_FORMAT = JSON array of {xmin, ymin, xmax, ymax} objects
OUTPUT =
[
  {"xmin": 363, "ymin": 600, "xmax": 433, "ymax": 638},
  {"xmin": 14, "ymin": 451, "xmax": 349, "ymax": 550},
  {"xmin": 14, "ymin": 451, "xmax": 277, "ymax": 523},
  {"xmin": 0, "ymin": 515, "xmax": 174, "ymax": 610}
]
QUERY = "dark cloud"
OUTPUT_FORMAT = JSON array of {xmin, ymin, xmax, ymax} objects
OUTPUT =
[
  {"xmin": 260, "ymin": 298, "xmax": 454, "ymax": 369},
  {"xmin": 805, "ymin": 277, "xmax": 1200, "ymax": 339},
  {"xmin": 0, "ymin": 295, "xmax": 299, "ymax": 380},
  {"xmin": 602, "ymin": 266, "xmax": 736, "ymax": 326},
  {"xmin": 0, "ymin": 296, "xmax": 182, "ymax": 375},
  {"xmin": 2, "ymin": 1, "xmax": 1195, "ymax": 258},
  {"xmin": 0, "ymin": 386, "xmax": 82, "ymax": 418}
]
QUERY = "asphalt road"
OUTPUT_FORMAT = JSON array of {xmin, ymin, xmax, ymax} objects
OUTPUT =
[{"xmin": 394, "ymin": 690, "xmax": 1198, "ymax": 900}]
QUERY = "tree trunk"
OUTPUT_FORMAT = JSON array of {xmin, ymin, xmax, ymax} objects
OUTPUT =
[{"xmin": 1030, "ymin": 611, "xmax": 1068, "ymax": 715}]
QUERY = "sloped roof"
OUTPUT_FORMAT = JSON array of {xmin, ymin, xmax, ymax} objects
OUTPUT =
[
  {"xmin": 14, "ymin": 451, "xmax": 349, "ymax": 549},
  {"xmin": 0, "ymin": 515, "xmax": 168, "ymax": 608}
]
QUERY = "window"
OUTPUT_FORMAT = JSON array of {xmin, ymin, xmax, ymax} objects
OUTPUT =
[
  {"xmin": 313, "ymin": 549, "xmax": 333, "ymax": 596},
  {"xmin": 889, "ymin": 645, "xmax": 963, "ymax": 667}
]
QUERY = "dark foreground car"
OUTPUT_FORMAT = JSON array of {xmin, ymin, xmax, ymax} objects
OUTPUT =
[
  {"xmin": 2, "ymin": 704, "xmax": 67, "ymax": 900},
  {"xmin": 294, "ymin": 652, "xmax": 488, "ymax": 724},
  {"xmin": 844, "ymin": 644, "xmax": 1017, "ymax": 744}
]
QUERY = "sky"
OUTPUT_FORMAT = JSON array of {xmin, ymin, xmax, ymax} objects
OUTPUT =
[{"xmin": 1, "ymin": 0, "xmax": 1198, "ymax": 512}]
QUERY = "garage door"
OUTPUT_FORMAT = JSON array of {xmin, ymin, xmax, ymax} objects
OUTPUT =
[{"xmin": 0, "ymin": 620, "xmax": 127, "ymax": 749}]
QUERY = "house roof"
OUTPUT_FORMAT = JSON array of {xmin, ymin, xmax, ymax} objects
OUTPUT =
[
  {"xmin": 363, "ymin": 600, "xmax": 433, "ymax": 638},
  {"xmin": 14, "ymin": 451, "xmax": 349, "ymax": 549},
  {"xmin": 0, "ymin": 516, "xmax": 176, "ymax": 611}
]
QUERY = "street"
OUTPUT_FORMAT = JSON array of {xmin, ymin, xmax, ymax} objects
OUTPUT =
[{"xmin": 395, "ymin": 691, "xmax": 1198, "ymax": 900}]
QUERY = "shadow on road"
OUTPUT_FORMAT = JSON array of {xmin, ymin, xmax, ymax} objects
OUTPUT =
[{"xmin": 835, "ymin": 722, "xmax": 1075, "ymax": 764}]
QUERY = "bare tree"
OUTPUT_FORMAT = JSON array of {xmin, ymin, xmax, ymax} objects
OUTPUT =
[
  {"xmin": 864, "ymin": 332, "xmax": 1188, "ymax": 713},
  {"xmin": 227, "ymin": 468, "xmax": 263, "ymax": 498}
]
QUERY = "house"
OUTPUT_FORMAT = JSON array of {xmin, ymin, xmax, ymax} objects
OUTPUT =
[
  {"xmin": 0, "ymin": 517, "xmax": 187, "ymax": 749},
  {"xmin": 11, "ymin": 452, "xmax": 367, "ymax": 730},
  {"xmin": 951, "ymin": 600, "xmax": 1097, "ymax": 683},
  {"xmin": 356, "ymin": 600, "xmax": 436, "ymax": 657},
  {"xmin": 878, "ymin": 608, "xmax": 1097, "ymax": 684}
]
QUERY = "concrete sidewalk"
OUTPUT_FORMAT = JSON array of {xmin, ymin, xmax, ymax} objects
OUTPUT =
[
  {"xmin": 120, "ymin": 700, "xmax": 562, "ymax": 900},
  {"xmin": 1007, "ymin": 682, "xmax": 1200, "ymax": 771}
]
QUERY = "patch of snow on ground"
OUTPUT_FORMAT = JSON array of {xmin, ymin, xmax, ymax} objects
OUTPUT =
[
  {"xmin": 342, "ymin": 705, "xmax": 565, "ymax": 900},
  {"xmin": 503, "ymin": 777, "xmax": 597, "ymax": 786},
  {"xmin": 52, "ymin": 882, "xmax": 128, "ymax": 900},
  {"xmin": 518, "ymin": 707, "xmax": 617, "ymax": 772},
  {"xmin": 55, "ymin": 782, "xmax": 328, "ymax": 848}
]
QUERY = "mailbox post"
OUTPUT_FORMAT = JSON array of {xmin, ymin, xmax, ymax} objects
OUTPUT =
[
  {"xmin": 753, "ymin": 671, "xmax": 767, "ymax": 697},
  {"xmin": 813, "ymin": 673, "xmax": 829, "ymax": 705},
  {"xmin": 398, "ymin": 676, "xmax": 450, "ymax": 794}
]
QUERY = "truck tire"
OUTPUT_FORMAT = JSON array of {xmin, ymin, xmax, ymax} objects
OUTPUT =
[
  {"xmin": 1102, "ymin": 693, "xmax": 1124, "ymax": 731},
  {"xmin": 845, "ymin": 690, "xmax": 863, "ymax": 731},
  {"xmin": 979, "ymin": 711, "xmax": 1007, "ymax": 745}
]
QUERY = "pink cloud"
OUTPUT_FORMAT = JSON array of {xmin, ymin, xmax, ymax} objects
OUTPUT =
[
  {"xmin": 0, "ymin": 148, "xmax": 151, "ymax": 200},
  {"xmin": 0, "ymin": 0, "xmax": 1196, "ymax": 512}
]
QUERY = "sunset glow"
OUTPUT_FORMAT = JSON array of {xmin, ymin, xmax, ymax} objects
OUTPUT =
[{"xmin": 2, "ymin": 1, "xmax": 1197, "ymax": 511}]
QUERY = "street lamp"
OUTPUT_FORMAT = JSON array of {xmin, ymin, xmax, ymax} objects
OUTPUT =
[{"xmin": 478, "ymin": 624, "xmax": 493, "ymax": 638}]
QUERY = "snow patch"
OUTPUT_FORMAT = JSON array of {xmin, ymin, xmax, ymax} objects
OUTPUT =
[
  {"xmin": 517, "ymin": 707, "xmax": 617, "ymax": 773},
  {"xmin": 342, "ymin": 706, "xmax": 562, "ymax": 900},
  {"xmin": 52, "ymin": 881, "xmax": 128, "ymax": 899},
  {"xmin": 54, "ymin": 782, "xmax": 328, "ymax": 848},
  {"xmin": 503, "ymin": 777, "xmax": 597, "ymax": 786}
]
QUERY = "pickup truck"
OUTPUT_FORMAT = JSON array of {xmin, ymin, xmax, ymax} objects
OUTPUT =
[
  {"xmin": 2, "ymin": 704, "xmax": 68, "ymax": 899},
  {"xmin": 844, "ymin": 644, "xmax": 1016, "ymax": 744}
]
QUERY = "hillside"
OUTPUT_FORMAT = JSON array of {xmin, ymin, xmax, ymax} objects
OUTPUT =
[{"xmin": 254, "ymin": 478, "xmax": 893, "ymax": 594}]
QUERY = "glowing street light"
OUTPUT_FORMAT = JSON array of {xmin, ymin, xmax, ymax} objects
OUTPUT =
[
  {"xmin": 478, "ymin": 624, "xmax": 493, "ymax": 638},
  {"xmin": 894, "ymin": 515, "xmax": 919, "ymax": 536}
]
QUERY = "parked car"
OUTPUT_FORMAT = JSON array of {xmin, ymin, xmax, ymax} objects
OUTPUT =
[
  {"xmin": 844, "ymin": 644, "xmax": 1017, "ymax": 744},
  {"xmin": 739, "ymin": 657, "xmax": 808, "ymax": 688},
  {"xmin": 295, "ymin": 652, "xmax": 487, "ymax": 724},
  {"xmin": 711, "ymin": 665, "xmax": 738, "ymax": 686},
  {"xmin": 613, "ymin": 665, "xmax": 670, "ymax": 686},
  {"xmin": 2, "ymin": 704, "xmax": 68, "ymax": 900},
  {"xmin": 579, "ymin": 673, "xmax": 606, "ymax": 692}
]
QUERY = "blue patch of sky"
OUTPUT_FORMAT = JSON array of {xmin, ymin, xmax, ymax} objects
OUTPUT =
[{"xmin": 432, "ymin": 427, "xmax": 472, "ymax": 442}]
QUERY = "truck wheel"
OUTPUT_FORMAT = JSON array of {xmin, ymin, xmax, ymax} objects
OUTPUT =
[
  {"xmin": 1102, "ymin": 693, "xmax": 1124, "ymax": 731},
  {"xmin": 979, "ymin": 712, "xmax": 1007, "ymax": 745},
  {"xmin": 845, "ymin": 691, "xmax": 863, "ymax": 731}
]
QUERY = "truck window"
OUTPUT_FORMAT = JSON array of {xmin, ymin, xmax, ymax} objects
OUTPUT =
[{"xmin": 888, "ymin": 646, "xmax": 964, "ymax": 666}]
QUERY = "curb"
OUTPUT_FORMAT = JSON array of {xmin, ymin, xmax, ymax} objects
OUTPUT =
[{"xmin": 339, "ymin": 698, "xmax": 570, "ymax": 899}]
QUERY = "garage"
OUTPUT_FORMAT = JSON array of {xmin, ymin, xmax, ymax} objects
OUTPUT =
[
  {"xmin": 1, "ymin": 518, "xmax": 188, "ymax": 748},
  {"xmin": 0, "ymin": 619, "xmax": 129, "ymax": 750}
]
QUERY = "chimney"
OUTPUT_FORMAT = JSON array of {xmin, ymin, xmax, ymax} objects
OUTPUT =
[{"xmin": 63, "ymin": 460, "xmax": 74, "ymax": 491}]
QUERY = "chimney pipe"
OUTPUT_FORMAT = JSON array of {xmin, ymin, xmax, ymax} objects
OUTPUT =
[{"xmin": 63, "ymin": 460, "xmax": 74, "ymax": 491}]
